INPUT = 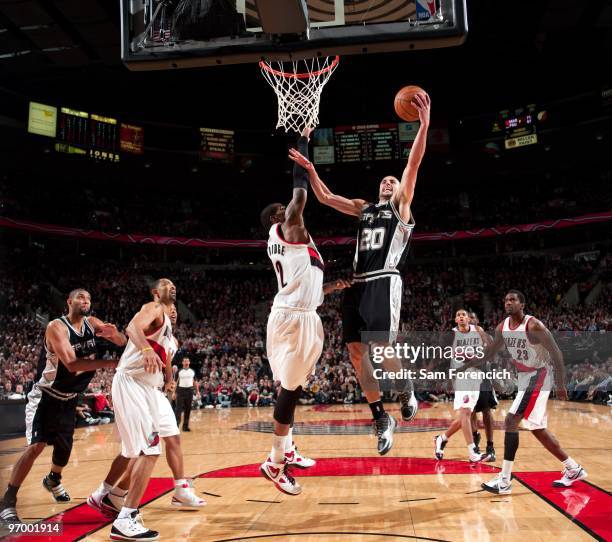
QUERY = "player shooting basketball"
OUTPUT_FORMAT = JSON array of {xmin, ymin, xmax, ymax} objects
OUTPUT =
[
  {"xmin": 259, "ymin": 127, "xmax": 351, "ymax": 495},
  {"xmin": 289, "ymin": 92, "xmax": 431, "ymax": 454}
]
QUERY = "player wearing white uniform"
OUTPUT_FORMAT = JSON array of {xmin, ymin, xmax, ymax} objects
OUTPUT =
[
  {"xmin": 109, "ymin": 278, "xmax": 176, "ymax": 542},
  {"xmin": 88, "ymin": 304, "xmax": 205, "ymax": 525},
  {"xmin": 482, "ymin": 290, "xmax": 588, "ymax": 495},
  {"xmin": 434, "ymin": 309, "xmax": 491, "ymax": 463},
  {"xmin": 259, "ymin": 128, "xmax": 350, "ymax": 495}
]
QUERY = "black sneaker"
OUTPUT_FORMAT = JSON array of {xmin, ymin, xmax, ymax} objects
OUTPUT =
[
  {"xmin": 373, "ymin": 413, "xmax": 397, "ymax": 456},
  {"xmin": 398, "ymin": 391, "xmax": 418, "ymax": 422},
  {"xmin": 485, "ymin": 445, "xmax": 496, "ymax": 462},
  {"xmin": 182, "ymin": 427, "xmax": 191, "ymax": 432},
  {"xmin": 42, "ymin": 476, "xmax": 71, "ymax": 503},
  {"xmin": 111, "ymin": 510, "xmax": 159, "ymax": 541},
  {"xmin": 0, "ymin": 503, "xmax": 21, "ymax": 524}
]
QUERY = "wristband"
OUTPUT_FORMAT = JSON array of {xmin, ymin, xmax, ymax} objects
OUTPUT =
[{"xmin": 141, "ymin": 347, "xmax": 153, "ymax": 353}]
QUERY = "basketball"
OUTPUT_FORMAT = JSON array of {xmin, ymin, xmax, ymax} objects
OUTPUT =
[{"xmin": 394, "ymin": 85, "xmax": 427, "ymax": 121}]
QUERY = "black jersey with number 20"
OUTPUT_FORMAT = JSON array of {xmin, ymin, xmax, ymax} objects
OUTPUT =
[{"xmin": 353, "ymin": 200, "xmax": 415, "ymax": 281}]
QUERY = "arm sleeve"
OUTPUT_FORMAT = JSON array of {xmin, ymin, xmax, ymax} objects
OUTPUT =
[{"xmin": 293, "ymin": 136, "xmax": 309, "ymax": 190}]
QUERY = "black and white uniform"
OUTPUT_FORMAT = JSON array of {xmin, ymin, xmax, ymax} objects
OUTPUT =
[
  {"xmin": 25, "ymin": 316, "xmax": 97, "ymax": 465},
  {"xmin": 175, "ymin": 364, "xmax": 195, "ymax": 430},
  {"xmin": 266, "ymin": 223, "xmax": 325, "ymax": 391},
  {"xmin": 342, "ymin": 199, "xmax": 414, "ymax": 344}
]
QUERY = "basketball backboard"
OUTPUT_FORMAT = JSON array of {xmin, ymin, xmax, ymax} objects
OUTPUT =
[{"xmin": 121, "ymin": 0, "xmax": 467, "ymax": 71}]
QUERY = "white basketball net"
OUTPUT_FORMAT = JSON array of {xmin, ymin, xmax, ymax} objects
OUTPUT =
[{"xmin": 260, "ymin": 56, "xmax": 339, "ymax": 133}]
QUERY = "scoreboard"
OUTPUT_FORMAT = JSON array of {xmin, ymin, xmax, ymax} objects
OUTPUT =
[
  {"xmin": 494, "ymin": 105, "xmax": 538, "ymax": 150},
  {"xmin": 53, "ymin": 107, "xmax": 121, "ymax": 161},
  {"xmin": 200, "ymin": 127, "xmax": 234, "ymax": 162},
  {"xmin": 314, "ymin": 122, "xmax": 421, "ymax": 165}
]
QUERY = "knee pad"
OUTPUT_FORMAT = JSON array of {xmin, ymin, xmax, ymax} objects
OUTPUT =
[{"xmin": 274, "ymin": 386, "xmax": 302, "ymax": 425}]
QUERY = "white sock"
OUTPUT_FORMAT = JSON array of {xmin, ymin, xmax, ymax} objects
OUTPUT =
[
  {"xmin": 501, "ymin": 460, "xmax": 514, "ymax": 480},
  {"xmin": 117, "ymin": 506, "xmax": 137, "ymax": 520},
  {"xmin": 285, "ymin": 429, "xmax": 294, "ymax": 452},
  {"xmin": 468, "ymin": 443, "xmax": 476, "ymax": 455},
  {"xmin": 441, "ymin": 434, "xmax": 448, "ymax": 442},
  {"xmin": 563, "ymin": 457, "xmax": 579, "ymax": 470},
  {"xmin": 270, "ymin": 434, "xmax": 287, "ymax": 463},
  {"xmin": 174, "ymin": 479, "xmax": 187, "ymax": 488}
]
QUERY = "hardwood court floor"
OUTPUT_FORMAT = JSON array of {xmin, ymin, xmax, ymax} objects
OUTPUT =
[{"xmin": 0, "ymin": 400, "xmax": 610, "ymax": 541}]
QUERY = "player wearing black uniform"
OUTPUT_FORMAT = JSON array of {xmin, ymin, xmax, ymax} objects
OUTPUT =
[
  {"xmin": 289, "ymin": 92, "xmax": 431, "ymax": 454},
  {"xmin": 468, "ymin": 311, "xmax": 497, "ymax": 461},
  {"xmin": 0, "ymin": 289, "xmax": 126, "ymax": 525}
]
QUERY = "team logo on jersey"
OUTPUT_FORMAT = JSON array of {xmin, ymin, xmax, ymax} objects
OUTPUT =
[
  {"xmin": 362, "ymin": 210, "xmax": 392, "ymax": 224},
  {"xmin": 463, "ymin": 395, "xmax": 470, "ymax": 403}
]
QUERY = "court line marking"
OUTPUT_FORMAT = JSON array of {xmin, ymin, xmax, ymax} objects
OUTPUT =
[
  {"xmin": 514, "ymin": 475, "xmax": 606, "ymax": 542},
  {"xmin": 318, "ymin": 502, "xmax": 359, "ymax": 505},
  {"xmin": 399, "ymin": 497, "xmax": 436, "ymax": 502},
  {"xmin": 202, "ymin": 491, "xmax": 222, "ymax": 497},
  {"xmin": 212, "ymin": 533, "xmax": 452, "ymax": 542},
  {"xmin": 246, "ymin": 499, "xmax": 282, "ymax": 504}
]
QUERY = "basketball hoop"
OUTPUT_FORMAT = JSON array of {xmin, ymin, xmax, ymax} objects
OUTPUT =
[{"xmin": 259, "ymin": 55, "xmax": 340, "ymax": 133}]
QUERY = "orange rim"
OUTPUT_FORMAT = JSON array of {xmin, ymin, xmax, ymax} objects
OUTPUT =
[{"xmin": 259, "ymin": 55, "xmax": 340, "ymax": 79}]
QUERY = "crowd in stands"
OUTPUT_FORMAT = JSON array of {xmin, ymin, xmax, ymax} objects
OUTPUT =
[
  {"xmin": 1, "ymin": 251, "xmax": 610, "ymax": 412},
  {"xmin": 1, "ymin": 165, "xmax": 610, "ymax": 239}
]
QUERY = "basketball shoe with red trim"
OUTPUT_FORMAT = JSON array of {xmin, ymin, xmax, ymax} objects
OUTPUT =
[
  {"xmin": 285, "ymin": 443, "xmax": 316, "ymax": 469},
  {"xmin": 260, "ymin": 458, "xmax": 302, "ymax": 495}
]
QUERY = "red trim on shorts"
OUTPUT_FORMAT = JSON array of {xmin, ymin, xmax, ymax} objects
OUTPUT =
[
  {"xmin": 522, "ymin": 367, "xmax": 547, "ymax": 419},
  {"xmin": 147, "ymin": 338, "xmax": 167, "ymax": 364}
]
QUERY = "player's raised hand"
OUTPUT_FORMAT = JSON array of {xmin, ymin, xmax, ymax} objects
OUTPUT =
[
  {"xmin": 412, "ymin": 92, "xmax": 431, "ymax": 125},
  {"xmin": 143, "ymin": 349, "xmax": 163, "ymax": 373},
  {"xmin": 289, "ymin": 147, "xmax": 314, "ymax": 172}
]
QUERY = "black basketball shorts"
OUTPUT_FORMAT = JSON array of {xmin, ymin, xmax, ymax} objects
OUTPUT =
[
  {"xmin": 342, "ymin": 274, "xmax": 402, "ymax": 345},
  {"xmin": 474, "ymin": 380, "xmax": 499, "ymax": 412},
  {"xmin": 25, "ymin": 387, "xmax": 78, "ymax": 466}
]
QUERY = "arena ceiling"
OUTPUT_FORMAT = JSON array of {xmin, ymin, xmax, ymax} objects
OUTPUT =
[{"xmin": 0, "ymin": 0, "xmax": 610, "ymax": 124}]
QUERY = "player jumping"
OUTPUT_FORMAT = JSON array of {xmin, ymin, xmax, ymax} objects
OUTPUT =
[
  {"xmin": 259, "ymin": 128, "xmax": 350, "ymax": 495},
  {"xmin": 289, "ymin": 93, "xmax": 431, "ymax": 454}
]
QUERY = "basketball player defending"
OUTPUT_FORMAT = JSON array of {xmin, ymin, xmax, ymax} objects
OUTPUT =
[
  {"xmin": 109, "ymin": 278, "xmax": 177, "ymax": 541},
  {"xmin": 259, "ymin": 128, "xmax": 350, "ymax": 495},
  {"xmin": 433, "ymin": 309, "xmax": 491, "ymax": 463},
  {"xmin": 87, "ymin": 304, "xmax": 205, "ymax": 518},
  {"xmin": 289, "ymin": 93, "xmax": 431, "ymax": 454},
  {"xmin": 482, "ymin": 290, "xmax": 588, "ymax": 494},
  {"xmin": 0, "ymin": 289, "xmax": 125, "ymax": 524}
]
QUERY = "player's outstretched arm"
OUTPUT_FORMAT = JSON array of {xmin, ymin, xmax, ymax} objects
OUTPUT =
[
  {"xmin": 288, "ymin": 147, "xmax": 365, "ymax": 217},
  {"xmin": 528, "ymin": 318, "xmax": 568, "ymax": 400},
  {"xmin": 126, "ymin": 301, "xmax": 165, "ymax": 373},
  {"xmin": 46, "ymin": 321, "xmax": 117, "ymax": 373},
  {"xmin": 88, "ymin": 316, "xmax": 128, "ymax": 346},
  {"xmin": 395, "ymin": 93, "xmax": 430, "ymax": 223},
  {"xmin": 285, "ymin": 127, "xmax": 312, "ymax": 229}
]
